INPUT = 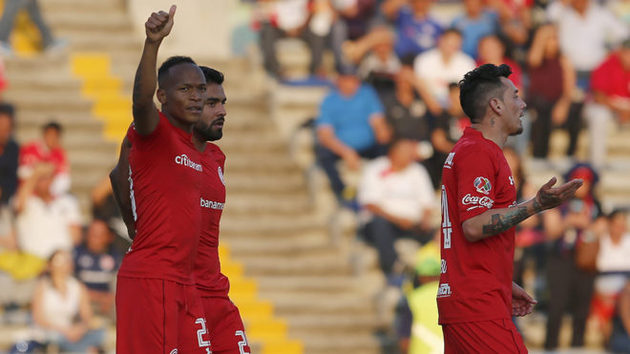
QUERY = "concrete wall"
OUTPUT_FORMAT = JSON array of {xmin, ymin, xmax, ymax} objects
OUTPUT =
[{"xmin": 127, "ymin": 0, "xmax": 238, "ymax": 60}]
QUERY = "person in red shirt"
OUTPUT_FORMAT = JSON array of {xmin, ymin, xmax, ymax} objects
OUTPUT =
[
  {"xmin": 111, "ymin": 66, "xmax": 251, "ymax": 353},
  {"xmin": 584, "ymin": 39, "xmax": 630, "ymax": 168},
  {"xmin": 438, "ymin": 63, "xmax": 583, "ymax": 353},
  {"xmin": 19, "ymin": 121, "xmax": 70, "ymax": 196},
  {"xmin": 114, "ymin": 6, "xmax": 211, "ymax": 353}
]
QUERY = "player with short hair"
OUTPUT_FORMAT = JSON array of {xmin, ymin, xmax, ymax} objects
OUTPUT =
[
  {"xmin": 438, "ymin": 63, "xmax": 583, "ymax": 353},
  {"xmin": 114, "ymin": 6, "xmax": 210, "ymax": 353},
  {"xmin": 112, "ymin": 66, "xmax": 251, "ymax": 353}
]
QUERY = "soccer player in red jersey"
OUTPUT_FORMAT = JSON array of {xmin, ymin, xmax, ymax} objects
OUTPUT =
[
  {"xmin": 438, "ymin": 63, "xmax": 583, "ymax": 353},
  {"xmin": 114, "ymin": 6, "xmax": 211, "ymax": 353},
  {"xmin": 111, "ymin": 66, "xmax": 251, "ymax": 353}
]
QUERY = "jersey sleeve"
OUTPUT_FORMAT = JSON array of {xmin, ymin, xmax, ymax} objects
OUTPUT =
[
  {"xmin": 357, "ymin": 160, "xmax": 384, "ymax": 207},
  {"xmin": 129, "ymin": 112, "xmax": 169, "ymax": 149},
  {"xmin": 456, "ymin": 149, "xmax": 498, "ymax": 222},
  {"xmin": 315, "ymin": 95, "xmax": 335, "ymax": 128}
]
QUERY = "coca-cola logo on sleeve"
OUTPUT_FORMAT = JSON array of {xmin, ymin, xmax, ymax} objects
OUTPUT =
[{"xmin": 461, "ymin": 193, "xmax": 494, "ymax": 210}]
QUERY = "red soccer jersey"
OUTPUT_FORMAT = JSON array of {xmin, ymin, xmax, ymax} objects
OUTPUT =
[
  {"xmin": 437, "ymin": 127, "xmax": 517, "ymax": 324},
  {"xmin": 19, "ymin": 141, "xmax": 69, "ymax": 175},
  {"xmin": 118, "ymin": 113, "xmax": 203, "ymax": 284},
  {"xmin": 195, "ymin": 142, "xmax": 230, "ymax": 296}
]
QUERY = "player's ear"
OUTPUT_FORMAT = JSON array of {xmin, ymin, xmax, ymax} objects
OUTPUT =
[
  {"xmin": 489, "ymin": 97, "xmax": 502, "ymax": 115},
  {"xmin": 156, "ymin": 88, "xmax": 167, "ymax": 105}
]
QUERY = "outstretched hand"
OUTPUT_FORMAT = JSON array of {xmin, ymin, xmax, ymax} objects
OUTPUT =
[
  {"xmin": 535, "ymin": 176, "xmax": 583, "ymax": 211},
  {"xmin": 145, "ymin": 5, "xmax": 176, "ymax": 42},
  {"xmin": 512, "ymin": 282, "xmax": 537, "ymax": 317}
]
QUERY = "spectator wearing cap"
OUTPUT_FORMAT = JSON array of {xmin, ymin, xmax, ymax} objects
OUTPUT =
[
  {"xmin": 315, "ymin": 69, "xmax": 390, "ymax": 205},
  {"xmin": 542, "ymin": 163, "xmax": 606, "ymax": 350},
  {"xmin": 396, "ymin": 240, "xmax": 443, "ymax": 354},
  {"xmin": 584, "ymin": 39, "xmax": 630, "ymax": 168},
  {"xmin": 357, "ymin": 138, "xmax": 435, "ymax": 284}
]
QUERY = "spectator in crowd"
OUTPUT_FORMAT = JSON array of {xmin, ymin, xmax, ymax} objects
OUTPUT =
[
  {"xmin": 609, "ymin": 280, "xmax": 630, "ymax": 353},
  {"xmin": 476, "ymin": 34, "xmax": 522, "ymax": 90},
  {"xmin": 256, "ymin": 0, "xmax": 328, "ymax": 79},
  {"xmin": 584, "ymin": 38, "xmax": 630, "ymax": 168},
  {"xmin": 19, "ymin": 121, "xmax": 70, "ymax": 196},
  {"xmin": 0, "ymin": 103, "xmax": 18, "ymax": 207},
  {"xmin": 0, "ymin": 0, "xmax": 64, "ymax": 54},
  {"xmin": 379, "ymin": 66, "xmax": 441, "ymax": 142},
  {"xmin": 590, "ymin": 209, "xmax": 630, "ymax": 341},
  {"xmin": 413, "ymin": 28, "xmax": 476, "ymax": 107},
  {"xmin": 451, "ymin": 0, "xmax": 500, "ymax": 59},
  {"xmin": 504, "ymin": 147, "xmax": 546, "ymax": 303},
  {"xmin": 357, "ymin": 138, "xmax": 435, "ymax": 285},
  {"xmin": 546, "ymin": 0, "xmax": 628, "ymax": 89},
  {"xmin": 14, "ymin": 163, "xmax": 81, "ymax": 262},
  {"xmin": 381, "ymin": 0, "xmax": 443, "ymax": 62},
  {"xmin": 543, "ymin": 163, "xmax": 605, "ymax": 350},
  {"xmin": 331, "ymin": 0, "xmax": 380, "ymax": 73},
  {"xmin": 397, "ymin": 240, "xmax": 443, "ymax": 354},
  {"xmin": 32, "ymin": 249, "xmax": 104, "ymax": 353},
  {"xmin": 315, "ymin": 68, "xmax": 389, "ymax": 205},
  {"xmin": 74, "ymin": 219, "xmax": 122, "ymax": 317},
  {"xmin": 527, "ymin": 24, "xmax": 580, "ymax": 161},
  {"xmin": 425, "ymin": 83, "xmax": 469, "ymax": 189},
  {"xmin": 343, "ymin": 27, "xmax": 401, "ymax": 91}
]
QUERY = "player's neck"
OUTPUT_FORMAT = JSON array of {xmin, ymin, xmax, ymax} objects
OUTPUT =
[
  {"xmin": 162, "ymin": 111, "xmax": 194, "ymax": 134},
  {"xmin": 471, "ymin": 121, "xmax": 508, "ymax": 148},
  {"xmin": 192, "ymin": 134, "xmax": 206, "ymax": 152}
]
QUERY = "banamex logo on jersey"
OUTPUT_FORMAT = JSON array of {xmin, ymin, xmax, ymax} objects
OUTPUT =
[{"xmin": 473, "ymin": 176, "xmax": 491, "ymax": 195}]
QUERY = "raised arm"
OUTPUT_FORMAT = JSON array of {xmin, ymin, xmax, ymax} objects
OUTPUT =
[
  {"xmin": 462, "ymin": 177, "xmax": 583, "ymax": 242},
  {"xmin": 109, "ymin": 137, "xmax": 135, "ymax": 240},
  {"xmin": 132, "ymin": 5, "xmax": 176, "ymax": 135}
]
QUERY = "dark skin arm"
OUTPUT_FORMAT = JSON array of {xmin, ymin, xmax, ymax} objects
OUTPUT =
[
  {"xmin": 462, "ymin": 177, "xmax": 583, "ymax": 242},
  {"xmin": 109, "ymin": 137, "xmax": 135, "ymax": 240},
  {"xmin": 132, "ymin": 5, "xmax": 176, "ymax": 135}
]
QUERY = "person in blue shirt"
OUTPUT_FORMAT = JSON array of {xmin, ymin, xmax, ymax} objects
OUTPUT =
[
  {"xmin": 451, "ymin": 0, "xmax": 499, "ymax": 59},
  {"xmin": 382, "ymin": 0, "xmax": 443, "ymax": 62},
  {"xmin": 74, "ymin": 219, "xmax": 121, "ymax": 316},
  {"xmin": 315, "ymin": 67, "xmax": 390, "ymax": 205}
]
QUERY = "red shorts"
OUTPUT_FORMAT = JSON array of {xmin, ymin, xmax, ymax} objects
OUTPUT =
[
  {"xmin": 442, "ymin": 319, "xmax": 528, "ymax": 354},
  {"xmin": 116, "ymin": 276, "xmax": 210, "ymax": 354},
  {"xmin": 201, "ymin": 295, "xmax": 251, "ymax": 354}
]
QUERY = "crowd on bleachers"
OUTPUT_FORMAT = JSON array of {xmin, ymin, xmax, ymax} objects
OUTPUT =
[
  {"xmin": 254, "ymin": 0, "xmax": 630, "ymax": 352},
  {"xmin": 0, "ymin": 104, "xmax": 125, "ymax": 352}
]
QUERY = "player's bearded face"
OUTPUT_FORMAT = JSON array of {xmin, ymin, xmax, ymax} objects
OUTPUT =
[
  {"xmin": 195, "ymin": 84, "xmax": 226, "ymax": 141},
  {"xmin": 501, "ymin": 79, "xmax": 526, "ymax": 136}
]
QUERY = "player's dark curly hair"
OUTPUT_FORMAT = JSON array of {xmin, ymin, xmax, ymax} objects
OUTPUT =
[
  {"xmin": 459, "ymin": 64, "xmax": 512, "ymax": 123},
  {"xmin": 157, "ymin": 56, "xmax": 197, "ymax": 87},
  {"xmin": 199, "ymin": 66, "xmax": 224, "ymax": 85}
]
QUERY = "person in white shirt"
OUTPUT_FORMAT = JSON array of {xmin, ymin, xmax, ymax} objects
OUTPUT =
[
  {"xmin": 413, "ymin": 28, "xmax": 476, "ymax": 108},
  {"xmin": 592, "ymin": 209, "xmax": 630, "ymax": 340},
  {"xmin": 546, "ymin": 0, "xmax": 627, "ymax": 76},
  {"xmin": 358, "ymin": 137, "xmax": 436, "ymax": 284},
  {"xmin": 14, "ymin": 163, "xmax": 81, "ymax": 260}
]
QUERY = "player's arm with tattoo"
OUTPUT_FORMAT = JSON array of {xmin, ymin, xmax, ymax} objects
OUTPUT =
[{"xmin": 462, "ymin": 177, "xmax": 583, "ymax": 242}]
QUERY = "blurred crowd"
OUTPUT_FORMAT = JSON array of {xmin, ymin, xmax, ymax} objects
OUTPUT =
[
  {"xmin": 0, "ymin": 104, "xmax": 126, "ymax": 352},
  {"xmin": 252, "ymin": 0, "xmax": 630, "ymax": 352}
]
